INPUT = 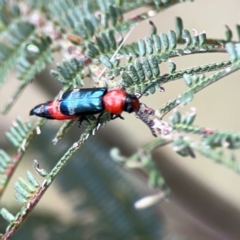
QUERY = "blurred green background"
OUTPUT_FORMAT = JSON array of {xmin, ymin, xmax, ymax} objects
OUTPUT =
[{"xmin": 1, "ymin": 0, "xmax": 240, "ymax": 239}]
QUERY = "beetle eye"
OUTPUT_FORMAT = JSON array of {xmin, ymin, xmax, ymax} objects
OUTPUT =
[
  {"xmin": 123, "ymin": 94, "xmax": 140, "ymax": 113},
  {"xmin": 124, "ymin": 96, "xmax": 133, "ymax": 113},
  {"xmin": 126, "ymin": 104, "xmax": 133, "ymax": 113}
]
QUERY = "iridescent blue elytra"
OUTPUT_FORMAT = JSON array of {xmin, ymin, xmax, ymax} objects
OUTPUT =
[{"xmin": 60, "ymin": 88, "xmax": 107, "ymax": 116}]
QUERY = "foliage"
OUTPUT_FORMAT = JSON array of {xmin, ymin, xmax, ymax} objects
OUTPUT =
[{"xmin": 0, "ymin": 0, "xmax": 239, "ymax": 239}]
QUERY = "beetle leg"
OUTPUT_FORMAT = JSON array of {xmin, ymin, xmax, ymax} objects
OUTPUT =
[
  {"xmin": 111, "ymin": 114, "xmax": 124, "ymax": 120},
  {"xmin": 96, "ymin": 112, "xmax": 105, "ymax": 127},
  {"xmin": 78, "ymin": 117, "xmax": 84, "ymax": 127},
  {"xmin": 78, "ymin": 116, "xmax": 89, "ymax": 127},
  {"xmin": 95, "ymin": 113, "xmax": 125, "ymax": 128}
]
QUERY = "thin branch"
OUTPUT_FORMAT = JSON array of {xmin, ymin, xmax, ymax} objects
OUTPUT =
[
  {"xmin": 173, "ymin": 123, "xmax": 215, "ymax": 135},
  {"xmin": 0, "ymin": 118, "xmax": 46, "ymax": 197},
  {"xmin": 0, "ymin": 84, "xmax": 71, "ymax": 197},
  {"xmin": 118, "ymin": 0, "xmax": 182, "ymax": 32},
  {"xmin": 158, "ymin": 60, "xmax": 240, "ymax": 118},
  {"xmin": 1, "ymin": 126, "xmax": 94, "ymax": 239},
  {"xmin": 129, "ymin": 59, "xmax": 232, "ymax": 91},
  {"xmin": 107, "ymin": 48, "xmax": 229, "ymax": 82},
  {"xmin": 52, "ymin": 119, "xmax": 76, "ymax": 145},
  {"xmin": 192, "ymin": 142, "xmax": 240, "ymax": 174},
  {"xmin": 125, "ymin": 137, "xmax": 172, "ymax": 163},
  {"xmin": 122, "ymin": 0, "xmax": 181, "ymax": 14}
]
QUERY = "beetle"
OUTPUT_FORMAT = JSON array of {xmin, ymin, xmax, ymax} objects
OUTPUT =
[{"xmin": 30, "ymin": 74, "xmax": 168, "ymax": 129}]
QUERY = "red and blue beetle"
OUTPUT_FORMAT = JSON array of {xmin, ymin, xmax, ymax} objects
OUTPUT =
[
  {"xmin": 30, "ymin": 88, "xmax": 140, "ymax": 120},
  {"xmin": 30, "ymin": 74, "xmax": 168, "ymax": 131}
]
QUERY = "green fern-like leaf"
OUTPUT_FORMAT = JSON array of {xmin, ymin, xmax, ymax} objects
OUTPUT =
[
  {"xmin": 0, "ymin": 21, "xmax": 35, "ymax": 86},
  {"xmin": 5, "ymin": 117, "xmax": 32, "ymax": 149},
  {"xmin": 16, "ymin": 36, "xmax": 53, "ymax": 82},
  {"xmin": 50, "ymin": 57, "xmax": 84, "ymax": 87},
  {"xmin": 1, "ymin": 36, "xmax": 53, "ymax": 114}
]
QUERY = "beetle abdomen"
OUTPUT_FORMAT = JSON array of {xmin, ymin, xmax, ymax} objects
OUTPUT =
[{"xmin": 29, "ymin": 100, "xmax": 78, "ymax": 120}]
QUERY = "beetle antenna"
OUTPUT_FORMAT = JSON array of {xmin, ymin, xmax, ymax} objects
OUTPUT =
[{"xmin": 138, "ymin": 74, "xmax": 169, "ymax": 99}]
